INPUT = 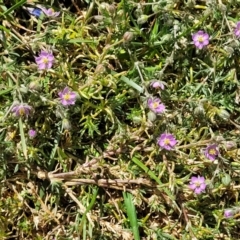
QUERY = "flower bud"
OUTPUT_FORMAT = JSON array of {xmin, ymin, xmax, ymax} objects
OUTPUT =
[
  {"xmin": 224, "ymin": 46, "xmax": 234, "ymax": 56},
  {"xmin": 134, "ymin": 6, "xmax": 143, "ymax": 17},
  {"xmin": 94, "ymin": 15, "xmax": 104, "ymax": 22},
  {"xmin": 161, "ymin": 34, "xmax": 172, "ymax": 43},
  {"xmin": 147, "ymin": 111, "xmax": 157, "ymax": 122},
  {"xmin": 229, "ymin": 39, "xmax": 240, "ymax": 48},
  {"xmin": 29, "ymin": 81, "xmax": 41, "ymax": 91},
  {"xmin": 99, "ymin": 3, "xmax": 108, "ymax": 10},
  {"xmin": 28, "ymin": 129, "xmax": 37, "ymax": 139},
  {"xmin": 62, "ymin": 118, "xmax": 71, "ymax": 130},
  {"xmin": 221, "ymin": 174, "xmax": 231, "ymax": 186},
  {"xmin": 123, "ymin": 32, "xmax": 134, "ymax": 42},
  {"xmin": 19, "ymin": 84, "xmax": 28, "ymax": 94},
  {"xmin": 55, "ymin": 107, "xmax": 65, "ymax": 118},
  {"xmin": 128, "ymin": 89, "xmax": 138, "ymax": 98},
  {"xmin": 217, "ymin": 108, "xmax": 230, "ymax": 120},
  {"xmin": 117, "ymin": 9, "xmax": 124, "ymax": 17},
  {"xmin": 152, "ymin": 4, "xmax": 161, "ymax": 13},
  {"xmin": 95, "ymin": 64, "xmax": 105, "ymax": 74},
  {"xmin": 132, "ymin": 116, "xmax": 142, "ymax": 125},
  {"xmin": 222, "ymin": 141, "xmax": 237, "ymax": 150},
  {"xmin": 224, "ymin": 209, "xmax": 234, "ymax": 218},
  {"xmin": 194, "ymin": 104, "xmax": 205, "ymax": 116},
  {"xmin": 107, "ymin": 4, "xmax": 116, "ymax": 15},
  {"xmin": 215, "ymin": 135, "xmax": 224, "ymax": 142},
  {"xmin": 137, "ymin": 15, "xmax": 148, "ymax": 25},
  {"xmin": 219, "ymin": 3, "xmax": 227, "ymax": 13},
  {"xmin": 150, "ymin": 80, "xmax": 165, "ymax": 90}
]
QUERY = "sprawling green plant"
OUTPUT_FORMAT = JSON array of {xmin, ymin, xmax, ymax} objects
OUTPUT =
[{"xmin": 1, "ymin": 0, "xmax": 240, "ymax": 239}]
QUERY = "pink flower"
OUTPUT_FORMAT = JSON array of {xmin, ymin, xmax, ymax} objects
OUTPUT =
[
  {"xmin": 192, "ymin": 30, "xmax": 209, "ymax": 49},
  {"xmin": 150, "ymin": 81, "xmax": 165, "ymax": 90},
  {"xmin": 224, "ymin": 209, "xmax": 234, "ymax": 218},
  {"xmin": 157, "ymin": 133, "xmax": 177, "ymax": 150},
  {"xmin": 189, "ymin": 176, "xmax": 206, "ymax": 194},
  {"xmin": 28, "ymin": 129, "xmax": 37, "ymax": 139},
  {"xmin": 234, "ymin": 22, "xmax": 240, "ymax": 38},
  {"xmin": 148, "ymin": 98, "xmax": 165, "ymax": 114},
  {"xmin": 58, "ymin": 87, "xmax": 77, "ymax": 106},
  {"xmin": 35, "ymin": 50, "xmax": 54, "ymax": 70},
  {"xmin": 42, "ymin": 8, "xmax": 60, "ymax": 17},
  {"xmin": 204, "ymin": 144, "xmax": 219, "ymax": 161},
  {"xmin": 12, "ymin": 103, "xmax": 32, "ymax": 117}
]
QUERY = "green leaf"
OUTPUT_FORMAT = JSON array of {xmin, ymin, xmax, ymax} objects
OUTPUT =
[
  {"xmin": 123, "ymin": 192, "xmax": 140, "ymax": 240},
  {"xmin": 131, "ymin": 156, "xmax": 175, "ymax": 201},
  {"xmin": 1, "ymin": 0, "xmax": 27, "ymax": 17},
  {"xmin": 112, "ymin": 71, "xmax": 143, "ymax": 93}
]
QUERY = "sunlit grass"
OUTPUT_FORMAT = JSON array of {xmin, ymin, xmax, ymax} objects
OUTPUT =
[{"xmin": 0, "ymin": 0, "xmax": 240, "ymax": 239}]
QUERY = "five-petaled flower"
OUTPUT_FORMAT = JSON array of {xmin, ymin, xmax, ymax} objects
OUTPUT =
[
  {"xmin": 234, "ymin": 22, "xmax": 240, "ymax": 38},
  {"xmin": 35, "ymin": 50, "xmax": 54, "ymax": 70},
  {"xmin": 28, "ymin": 129, "xmax": 37, "ymax": 139},
  {"xmin": 157, "ymin": 133, "xmax": 177, "ymax": 150},
  {"xmin": 192, "ymin": 30, "xmax": 209, "ymax": 49},
  {"xmin": 224, "ymin": 209, "xmax": 234, "ymax": 218},
  {"xmin": 148, "ymin": 98, "xmax": 165, "ymax": 114},
  {"xmin": 204, "ymin": 144, "xmax": 219, "ymax": 161},
  {"xmin": 12, "ymin": 103, "xmax": 32, "ymax": 117},
  {"xmin": 58, "ymin": 87, "xmax": 77, "ymax": 106},
  {"xmin": 42, "ymin": 8, "xmax": 60, "ymax": 17},
  {"xmin": 189, "ymin": 176, "xmax": 206, "ymax": 194}
]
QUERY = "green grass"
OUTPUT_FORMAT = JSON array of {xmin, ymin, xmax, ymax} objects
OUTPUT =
[{"xmin": 0, "ymin": 0, "xmax": 240, "ymax": 239}]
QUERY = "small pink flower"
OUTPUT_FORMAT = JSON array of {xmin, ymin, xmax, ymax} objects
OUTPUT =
[
  {"xmin": 224, "ymin": 209, "xmax": 234, "ymax": 218},
  {"xmin": 12, "ymin": 103, "xmax": 32, "ymax": 117},
  {"xmin": 234, "ymin": 22, "xmax": 240, "ymax": 38},
  {"xmin": 204, "ymin": 144, "xmax": 219, "ymax": 161},
  {"xmin": 148, "ymin": 98, "xmax": 165, "ymax": 114},
  {"xmin": 58, "ymin": 87, "xmax": 77, "ymax": 106},
  {"xmin": 35, "ymin": 50, "xmax": 54, "ymax": 70},
  {"xmin": 192, "ymin": 30, "xmax": 209, "ymax": 49},
  {"xmin": 157, "ymin": 133, "xmax": 177, "ymax": 150},
  {"xmin": 42, "ymin": 8, "xmax": 60, "ymax": 17},
  {"xmin": 189, "ymin": 176, "xmax": 206, "ymax": 194},
  {"xmin": 150, "ymin": 81, "xmax": 165, "ymax": 90},
  {"xmin": 28, "ymin": 129, "xmax": 37, "ymax": 139}
]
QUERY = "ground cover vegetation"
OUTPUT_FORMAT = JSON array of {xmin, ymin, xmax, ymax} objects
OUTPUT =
[{"xmin": 1, "ymin": 0, "xmax": 240, "ymax": 239}]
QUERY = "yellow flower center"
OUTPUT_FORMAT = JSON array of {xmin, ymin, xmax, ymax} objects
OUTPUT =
[
  {"xmin": 19, "ymin": 108, "xmax": 25, "ymax": 115},
  {"xmin": 42, "ymin": 57, "xmax": 49, "ymax": 64},
  {"xmin": 152, "ymin": 102, "xmax": 159, "ymax": 109},
  {"xmin": 195, "ymin": 181, "xmax": 201, "ymax": 187},
  {"xmin": 197, "ymin": 36, "xmax": 204, "ymax": 42},
  {"xmin": 164, "ymin": 138, "xmax": 170, "ymax": 145},
  {"xmin": 63, "ymin": 93, "xmax": 70, "ymax": 100},
  {"xmin": 209, "ymin": 149, "xmax": 216, "ymax": 155}
]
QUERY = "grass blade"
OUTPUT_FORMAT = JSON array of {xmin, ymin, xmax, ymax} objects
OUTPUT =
[
  {"xmin": 132, "ymin": 156, "xmax": 175, "ymax": 201},
  {"xmin": 123, "ymin": 191, "xmax": 140, "ymax": 240},
  {"xmin": 1, "ymin": 0, "xmax": 27, "ymax": 17}
]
